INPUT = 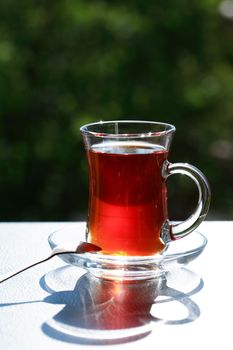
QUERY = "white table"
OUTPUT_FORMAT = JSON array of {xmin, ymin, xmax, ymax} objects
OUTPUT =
[{"xmin": 0, "ymin": 221, "xmax": 231, "ymax": 350}]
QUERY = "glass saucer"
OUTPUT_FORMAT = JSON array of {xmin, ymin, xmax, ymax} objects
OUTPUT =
[{"xmin": 48, "ymin": 226, "xmax": 207, "ymax": 281}]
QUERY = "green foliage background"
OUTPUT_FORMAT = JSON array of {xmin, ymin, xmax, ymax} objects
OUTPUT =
[{"xmin": 0, "ymin": 0, "xmax": 232, "ymax": 220}]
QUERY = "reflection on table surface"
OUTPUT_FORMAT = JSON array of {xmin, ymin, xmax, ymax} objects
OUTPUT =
[{"xmin": 42, "ymin": 266, "xmax": 203, "ymax": 344}]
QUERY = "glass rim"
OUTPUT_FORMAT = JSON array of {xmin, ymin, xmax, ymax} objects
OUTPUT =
[{"xmin": 80, "ymin": 120, "xmax": 176, "ymax": 138}]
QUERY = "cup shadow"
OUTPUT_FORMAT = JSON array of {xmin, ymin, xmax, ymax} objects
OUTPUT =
[{"xmin": 41, "ymin": 267, "xmax": 203, "ymax": 345}]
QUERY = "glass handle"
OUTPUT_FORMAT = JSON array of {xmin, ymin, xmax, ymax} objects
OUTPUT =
[{"xmin": 164, "ymin": 161, "xmax": 211, "ymax": 241}]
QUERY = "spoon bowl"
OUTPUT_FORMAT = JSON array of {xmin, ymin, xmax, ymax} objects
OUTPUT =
[{"xmin": 0, "ymin": 240, "xmax": 101, "ymax": 284}]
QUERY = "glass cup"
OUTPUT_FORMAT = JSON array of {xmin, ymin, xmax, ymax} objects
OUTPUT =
[{"xmin": 80, "ymin": 120, "xmax": 211, "ymax": 258}]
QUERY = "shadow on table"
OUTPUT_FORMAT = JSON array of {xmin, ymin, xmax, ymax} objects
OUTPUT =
[{"xmin": 41, "ymin": 267, "xmax": 203, "ymax": 345}]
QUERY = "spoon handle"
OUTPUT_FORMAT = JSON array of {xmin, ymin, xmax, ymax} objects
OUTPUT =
[
  {"xmin": 0, "ymin": 251, "xmax": 75, "ymax": 284},
  {"xmin": 0, "ymin": 255, "xmax": 54, "ymax": 284}
]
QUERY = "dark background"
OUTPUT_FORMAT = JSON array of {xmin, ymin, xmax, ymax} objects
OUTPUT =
[{"xmin": 0, "ymin": 0, "xmax": 232, "ymax": 221}]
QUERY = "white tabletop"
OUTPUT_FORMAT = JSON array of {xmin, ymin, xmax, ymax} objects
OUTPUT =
[{"xmin": 0, "ymin": 221, "xmax": 232, "ymax": 350}]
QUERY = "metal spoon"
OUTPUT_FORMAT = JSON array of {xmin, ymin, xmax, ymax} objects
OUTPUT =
[{"xmin": 0, "ymin": 241, "xmax": 101, "ymax": 284}]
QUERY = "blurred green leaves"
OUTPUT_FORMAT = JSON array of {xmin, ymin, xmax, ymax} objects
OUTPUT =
[{"xmin": 0, "ymin": 0, "xmax": 232, "ymax": 220}]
